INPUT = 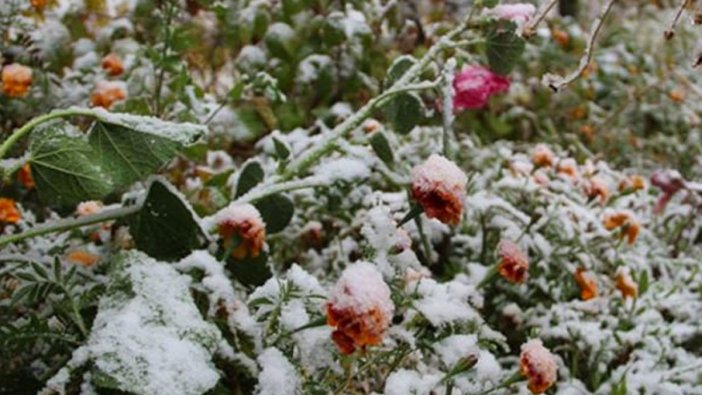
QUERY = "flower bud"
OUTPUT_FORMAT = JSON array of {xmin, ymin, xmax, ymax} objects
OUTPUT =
[
  {"xmin": 2, "ymin": 64, "xmax": 32, "ymax": 98},
  {"xmin": 101, "ymin": 53, "xmax": 125, "ymax": 76},
  {"xmin": 214, "ymin": 203, "xmax": 266, "ymax": 259},
  {"xmin": 90, "ymin": 80, "xmax": 127, "ymax": 109},
  {"xmin": 0, "ymin": 198, "xmax": 21, "ymax": 224},
  {"xmin": 574, "ymin": 267, "xmax": 597, "ymax": 300},
  {"xmin": 497, "ymin": 240, "xmax": 529, "ymax": 284},
  {"xmin": 615, "ymin": 267, "xmax": 638, "ymax": 299}
]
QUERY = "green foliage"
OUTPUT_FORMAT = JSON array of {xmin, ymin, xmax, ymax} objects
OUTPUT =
[
  {"xmin": 485, "ymin": 21, "xmax": 525, "ymax": 75},
  {"xmin": 369, "ymin": 131, "xmax": 395, "ymax": 167},
  {"xmin": 235, "ymin": 161, "xmax": 265, "ymax": 198},
  {"xmin": 254, "ymin": 193, "xmax": 294, "ymax": 233},
  {"xmin": 128, "ymin": 178, "xmax": 206, "ymax": 261}
]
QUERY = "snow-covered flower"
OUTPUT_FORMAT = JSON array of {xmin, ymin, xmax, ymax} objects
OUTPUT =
[
  {"xmin": 574, "ymin": 267, "xmax": 597, "ymax": 300},
  {"xmin": 101, "ymin": 53, "xmax": 125, "ymax": 76},
  {"xmin": 602, "ymin": 211, "xmax": 640, "ymax": 245},
  {"xmin": 1, "ymin": 64, "xmax": 32, "ymax": 98},
  {"xmin": 326, "ymin": 261, "xmax": 394, "ymax": 354},
  {"xmin": 490, "ymin": 4, "xmax": 537, "ymax": 24},
  {"xmin": 531, "ymin": 144, "xmax": 554, "ymax": 168},
  {"xmin": 30, "ymin": 0, "xmax": 47, "ymax": 10},
  {"xmin": 618, "ymin": 174, "xmax": 646, "ymax": 192},
  {"xmin": 411, "ymin": 154, "xmax": 467, "ymax": 226},
  {"xmin": 615, "ymin": 267, "xmax": 638, "ymax": 299},
  {"xmin": 497, "ymin": 240, "xmax": 529, "ymax": 284},
  {"xmin": 586, "ymin": 176, "xmax": 610, "ymax": 204},
  {"xmin": 90, "ymin": 80, "xmax": 127, "ymax": 109},
  {"xmin": 0, "ymin": 198, "xmax": 21, "ymax": 224},
  {"xmin": 214, "ymin": 203, "xmax": 266, "ymax": 259},
  {"xmin": 650, "ymin": 169, "xmax": 686, "ymax": 214},
  {"xmin": 76, "ymin": 201, "xmax": 103, "ymax": 216},
  {"xmin": 519, "ymin": 339, "xmax": 558, "ymax": 394},
  {"xmin": 65, "ymin": 250, "xmax": 100, "ymax": 267},
  {"xmin": 557, "ymin": 158, "xmax": 578, "ymax": 179},
  {"xmin": 452, "ymin": 66, "xmax": 510, "ymax": 111}
]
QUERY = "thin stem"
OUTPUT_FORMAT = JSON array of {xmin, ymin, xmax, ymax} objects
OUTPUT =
[
  {"xmin": 233, "ymin": 176, "xmax": 330, "ymax": 204},
  {"xmin": 441, "ymin": 59, "xmax": 457, "ymax": 158},
  {"xmin": 154, "ymin": 2, "xmax": 176, "ymax": 116},
  {"xmin": 0, "ymin": 204, "xmax": 141, "ymax": 248},
  {"xmin": 665, "ymin": 0, "xmax": 690, "ymax": 39},
  {"xmin": 0, "ymin": 108, "xmax": 95, "ymax": 160},
  {"xmin": 523, "ymin": 0, "xmax": 559, "ymax": 38},
  {"xmin": 542, "ymin": 0, "xmax": 616, "ymax": 92}
]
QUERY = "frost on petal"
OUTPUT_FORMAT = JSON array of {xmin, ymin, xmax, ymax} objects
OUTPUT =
[
  {"xmin": 519, "ymin": 339, "xmax": 558, "ymax": 394},
  {"xmin": 212, "ymin": 203, "xmax": 266, "ymax": 259},
  {"xmin": 497, "ymin": 240, "xmax": 529, "ymax": 284},
  {"xmin": 411, "ymin": 154, "xmax": 468, "ymax": 226},
  {"xmin": 326, "ymin": 261, "xmax": 394, "ymax": 354},
  {"xmin": 90, "ymin": 80, "xmax": 127, "ymax": 109}
]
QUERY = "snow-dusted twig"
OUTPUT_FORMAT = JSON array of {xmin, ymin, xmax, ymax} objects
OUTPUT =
[
  {"xmin": 441, "ymin": 58, "xmax": 457, "ymax": 157},
  {"xmin": 234, "ymin": 176, "xmax": 331, "ymax": 205},
  {"xmin": 664, "ymin": 0, "xmax": 690, "ymax": 40},
  {"xmin": 522, "ymin": 0, "xmax": 559, "ymax": 38},
  {"xmin": 0, "ymin": 204, "xmax": 142, "ymax": 248},
  {"xmin": 541, "ymin": 0, "xmax": 616, "ymax": 92}
]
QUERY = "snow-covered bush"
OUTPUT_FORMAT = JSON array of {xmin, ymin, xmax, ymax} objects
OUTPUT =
[{"xmin": 1, "ymin": 0, "xmax": 702, "ymax": 394}]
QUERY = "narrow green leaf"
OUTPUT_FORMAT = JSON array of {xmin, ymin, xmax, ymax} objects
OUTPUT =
[{"xmin": 369, "ymin": 132, "xmax": 394, "ymax": 166}]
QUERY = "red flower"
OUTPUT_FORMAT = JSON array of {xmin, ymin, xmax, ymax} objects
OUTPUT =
[
  {"xmin": 497, "ymin": 240, "xmax": 529, "ymax": 284},
  {"xmin": 520, "ymin": 339, "xmax": 558, "ymax": 394},
  {"xmin": 453, "ymin": 66, "xmax": 510, "ymax": 111},
  {"xmin": 410, "ymin": 154, "xmax": 467, "ymax": 226},
  {"xmin": 214, "ymin": 203, "xmax": 266, "ymax": 259}
]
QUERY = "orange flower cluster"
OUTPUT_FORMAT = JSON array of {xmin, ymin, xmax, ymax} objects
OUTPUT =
[
  {"xmin": 2, "ymin": 64, "xmax": 32, "ymax": 98},
  {"xmin": 618, "ymin": 175, "xmax": 646, "ymax": 192},
  {"xmin": 574, "ymin": 267, "xmax": 598, "ymax": 300},
  {"xmin": 101, "ymin": 53, "xmax": 125, "ymax": 76},
  {"xmin": 603, "ymin": 211, "xmax": 640, "ymax": 245},
  {"xmin": 0, "ymin": 198, "xmax": 21, "ymax": 224},
  {"xmin": 497, "ymin": 240, "xmax": 529, "ymax": 284},
  {"xmin": 215, "ymin": 203, "xmax": 266, "ymax": 259},
  {"xmin": 91, "ymin": 81, "xmax": 127, "ymax": 109},
  {"xmin": 410, "ymin": 154, "xmax": 467, "ymax": 226},
  {"xmin": 326, "ymin": 262, "xmax": 394, "ymax": 355},
  {"xmin": 520, "ymin": 339, "xmax": 558, "ymax": 394}
]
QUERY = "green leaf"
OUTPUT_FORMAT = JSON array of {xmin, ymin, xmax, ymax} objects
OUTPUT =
[
  {"xmin": 235, "ymin": 161, "xmax": 265, "ymax": 198},
  {"xmin": 638, "ymin": 270, "xmax": 649, "ymax": 296},
  {"xmin": 385, "ymin": 55, "xmax": 417, "ymax": 87},
  {"xmin": 369, "ymin": 131, "xmax": 394, "ymax": 166},
  {"xmin": 254, "ymin": 193, "xmax": 294, "ymax": 233},
  {"xmin": 227, "ymin": 252, "xmax": 272, "ymax": 287},
  {"xmin": 383, "ymin": 92, "xmax": 424, "ymax": 135},
  {"xmin": 88, "ymin": 121, "xmax": 181, "ymax": 188},
  {"xmin": 128, "ymin": 178, "xmax": 206, "ymax": 261},
  {"xmin": 485, "ymin": 21, "xmax": 525, "ymax": 75},
  {"xmin": 29, "ymin": 122, "xmax": 113, "ymax": 206},
  {"xmin": 272, "ymin": 137, "xmax": 291, "ymax": 160}
]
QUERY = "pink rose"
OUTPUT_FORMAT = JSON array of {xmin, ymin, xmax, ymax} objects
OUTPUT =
[
  {"xmin": 490, "ymin": 4, "xmax": 537, "ymax": 24},
  {"xmin": 453, "ymin": 66, "xmax": 511, "ymax": 111}
]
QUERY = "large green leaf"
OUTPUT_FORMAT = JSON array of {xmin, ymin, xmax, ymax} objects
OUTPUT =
[
  {"xmin": 128, "ymin": 178, "xmax": 206, "ymax": 261},
  {"xmin": 485, "ymin": 22, "xmax": 525, "ymax": 75},
  {"xmin": 29, "ymin": 122, "xmax": 113, "ymax": 206},
  {"xmin": 27, "ymin": 109, "xmax": 207, "ymax": 207},
  {"xmin": 88, "ymin": 122, "xmax": 181, "ymax": 188},
  {"xmin": 85, "ymin": 251, "xmax": 221, "ymax": 395}
]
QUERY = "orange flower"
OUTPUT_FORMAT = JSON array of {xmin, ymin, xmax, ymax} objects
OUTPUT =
[
  {"xmin": 66, "ymin": 250, "xmax": 100, "ymax": 267},
  {"xmin": 101, "ymin": 53, "xmax": 125, "ymax": 76},
  {"xmin": 17, "ymin": 164, "xmax": 34, "ymax": 189},
  {"xmin": 618, "ymin": 175, "xmax": 645, "ymax": 192},
  {"xmin": 2, "ymin": 64, "xmax": 32, "ymax": 98},
  {"xmin": 90, "ymin": 80, "xmax": 127, "ymax": 109},
  {"xmin": 557, "ymin": 158, "xmax": 578, "ymax": 179},
  {"xmin": 552, "ymin": 29, "xmax": 570, "ymax": 47},
  {"xmin": 574, "ymin": 267, "xmax": 597, "ymax": 300},
  {"xmin": 603, "ymin": 211, "xmax": 640, "ymax": 245},
  {"xmin": 520, "ymin": 339, "xmax": 558, "ymax": 394},
  {"xmin": 615, "ymin": 267, "xmax": 638, "ymax": 299},
  {"xmin": 586, "ymin": 177, "xmax": 610, "ymax": 204},
  {"xmin": 0, "ymin": 198, "xmax": 21, "ymax": 224},
  {"xmin": 669, "ymin": 89, "xmax": 685, "ymax": 103},
  {"xmin": 410, "ymin": 154, "xmax": 467, "ymax": 226},
  {"xmin": 497, "ymin": 240, "xmax": 529, "ymax": 284},
  {"xmin": 362, "ymin": 119, "xmax": 381, "ymax": 134},
  {"xmin": 327, "ymin": 262, "xmax": 394, "ymax": 354},
  {"xmin": 214, "ymin": 203, "xmax": 266, "ymax": 259},
  {"xmin": 30, "ymin": 0, "xmax": 47, "ymax": 9},
  {"xmin": 531, "ymin": 144, "xmax": 554, "ymax": 168}
]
